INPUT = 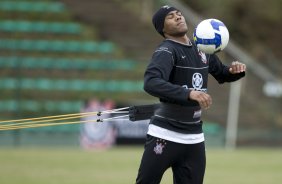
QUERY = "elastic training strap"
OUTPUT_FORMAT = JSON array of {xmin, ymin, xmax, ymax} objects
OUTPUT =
[{"xmin": 129, "ymin": 104, "xmax": 160, "ymax": 121}]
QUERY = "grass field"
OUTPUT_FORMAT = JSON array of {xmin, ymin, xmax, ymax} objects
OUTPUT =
[{"xmin": 0, "ymin": 146, "xmax": 281, "ymax": 184}]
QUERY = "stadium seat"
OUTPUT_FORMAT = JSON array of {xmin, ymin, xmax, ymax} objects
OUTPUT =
[
  {"xmin": 0, "ymin": 78, "xmax": 143, "ymax": 92},
  {"xmin": 0, "ymin": 100, "xmax": 83, "ymax": 113},
  {"xmin": 0, "ymin": 78, "xmax": 17, "ymax": 89},
  {"xmin": 0, "ymin": 1, "xmax": 65, "ymax": 13},
  {"xmin": 98, "ymin": 42, "xmax": 115, "ymax": 53},
  {"xmin": 16, "ymin": 21, "xmax": 31, "ymax": 33},
  {"xmin": 203, "ymin": 122, "xmax": 223, "ymax": 135},
  {"xmin": 0, "ymin": 20, "xmax": 82, "ymax": 34},
  {"xmin": 0, "ymin": 100, "xmax": 17, "ymax": 111},
  {"xmin": 0, "ymin": 56, "xmax": 137, "ymax": 70},
  {"xmin": 66, "ymin": 41, "xmax": 81, "ymax": 52},
  {"xmin": 0, "ymin": 39, "xmax": 115, "ymax": 53},
  {"xmin": 0, "ymin": 56, "xmax": 17, "ymax": 68},
  {"xmin": 0, "ymin": 21, "xmax": 16, "ymax": 32}
]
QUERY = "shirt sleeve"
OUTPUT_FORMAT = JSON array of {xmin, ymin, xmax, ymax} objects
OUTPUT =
[
  {"xmin": 143, "ymin": 48, "xmax": 191, "ymax": 103},
  {"xmin": 208, "ymin": 54, "xmax": 245, "ymax": 84}
]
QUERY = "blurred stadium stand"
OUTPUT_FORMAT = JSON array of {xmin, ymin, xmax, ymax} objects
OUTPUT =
[
  {"xmin": 0, "ymin": 39, "xmax": 115, "ymax": 53},
  {"xmin": 0, "ymin": 20, "xmax": 81, "ymax": 34},
  {"xmin": 0, "ymin": 0, "xmax": 149, "ymax": 147},
  {"xmin": 0, "ymin": 100, "xmax": 83, "ymax": 112},
  {"xmin": 0, "ymin": 56, "xmax": 136, "ymax": 70},
  {"xmin": 0, "ymin": 1, "xmax": 65, "ymax": 12},
  {"xmin": 0, "ymin": 78, "xmax": 143, "ymax": 91}
]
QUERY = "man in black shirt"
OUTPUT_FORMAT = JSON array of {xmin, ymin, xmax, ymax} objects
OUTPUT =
[{"xmin": 136, "ymin": 5, "xmax": 246, "ymax": 184}]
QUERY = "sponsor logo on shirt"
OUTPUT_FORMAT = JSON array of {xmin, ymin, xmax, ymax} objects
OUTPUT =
[{"xmin": 192, "ymin": 73, "xmax": 203, "ymax": 90}]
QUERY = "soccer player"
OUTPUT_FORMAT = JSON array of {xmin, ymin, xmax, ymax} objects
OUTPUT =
[{"xmin": 135, "ymin": 5, "xmax": 246, "ymax": 184}]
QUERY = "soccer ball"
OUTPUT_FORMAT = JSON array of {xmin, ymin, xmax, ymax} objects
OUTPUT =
[{"xmin": 193, "ymin": 19, "xmax": 229, "ymax": 54}]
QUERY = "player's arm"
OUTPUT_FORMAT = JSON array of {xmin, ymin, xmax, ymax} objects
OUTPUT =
[
  {"xmin": 189, "ymin": 90, "xmax": 212, "ymax": 110},
  {"xmin": 144, "ymin": 48, "xmax": 191, "ymax": 103},
  {"xmin": 208, "ymin": 54, "xmax": 246, "ymax": 83}
]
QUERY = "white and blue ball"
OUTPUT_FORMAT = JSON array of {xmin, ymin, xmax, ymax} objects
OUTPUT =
[{"xmin": 193, "ymin": 19, "xmax": 229, "ymax": 54}]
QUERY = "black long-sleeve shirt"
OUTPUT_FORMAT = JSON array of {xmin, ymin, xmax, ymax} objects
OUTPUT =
[{"xmin": 144, "ymin": 39, "xmax": 245, "ymax": 134}]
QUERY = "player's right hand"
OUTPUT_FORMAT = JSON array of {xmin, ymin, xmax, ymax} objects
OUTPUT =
[{"xmin": 189, "ymin": 90, "xmax": 212, "ymax": 110}]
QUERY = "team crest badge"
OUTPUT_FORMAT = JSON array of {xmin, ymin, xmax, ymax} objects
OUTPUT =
[
  {"xmin": 153, "ymin": 139, "xmax": 166, "ymax": 155},
  {"xmin": 198, "ymin": 49, "xmax": 207, "ymax": 64}
]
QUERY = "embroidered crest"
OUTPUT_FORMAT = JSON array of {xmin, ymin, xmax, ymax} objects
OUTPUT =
[{"xmin": 153, "ymin": 139, "xmax": 166, "ymax": 155}]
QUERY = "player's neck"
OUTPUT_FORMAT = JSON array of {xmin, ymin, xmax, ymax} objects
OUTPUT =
[{"xmin": 166, "ymin": 35, "xmax": 190, "ymax": 45}]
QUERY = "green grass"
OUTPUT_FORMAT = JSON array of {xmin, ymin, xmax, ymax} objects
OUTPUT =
[{"xmin": 0, "ymin": 146, "xmax": 281, "ymax": 184}]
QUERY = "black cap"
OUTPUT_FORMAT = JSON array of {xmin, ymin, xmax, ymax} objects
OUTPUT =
[{"xmin": 152, "ymin": 5, "xmax": 178, "ymax": 37}]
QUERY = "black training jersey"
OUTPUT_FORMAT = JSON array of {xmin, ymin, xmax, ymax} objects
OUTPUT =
[{"xmin": 144, "ymin": 39, "xmax": 245, "ymax": 134}]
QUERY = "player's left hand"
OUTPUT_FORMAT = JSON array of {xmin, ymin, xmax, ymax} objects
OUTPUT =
[{"xmin": 229, "ymin": 61, "xmax": 246, "ymax": 74}]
